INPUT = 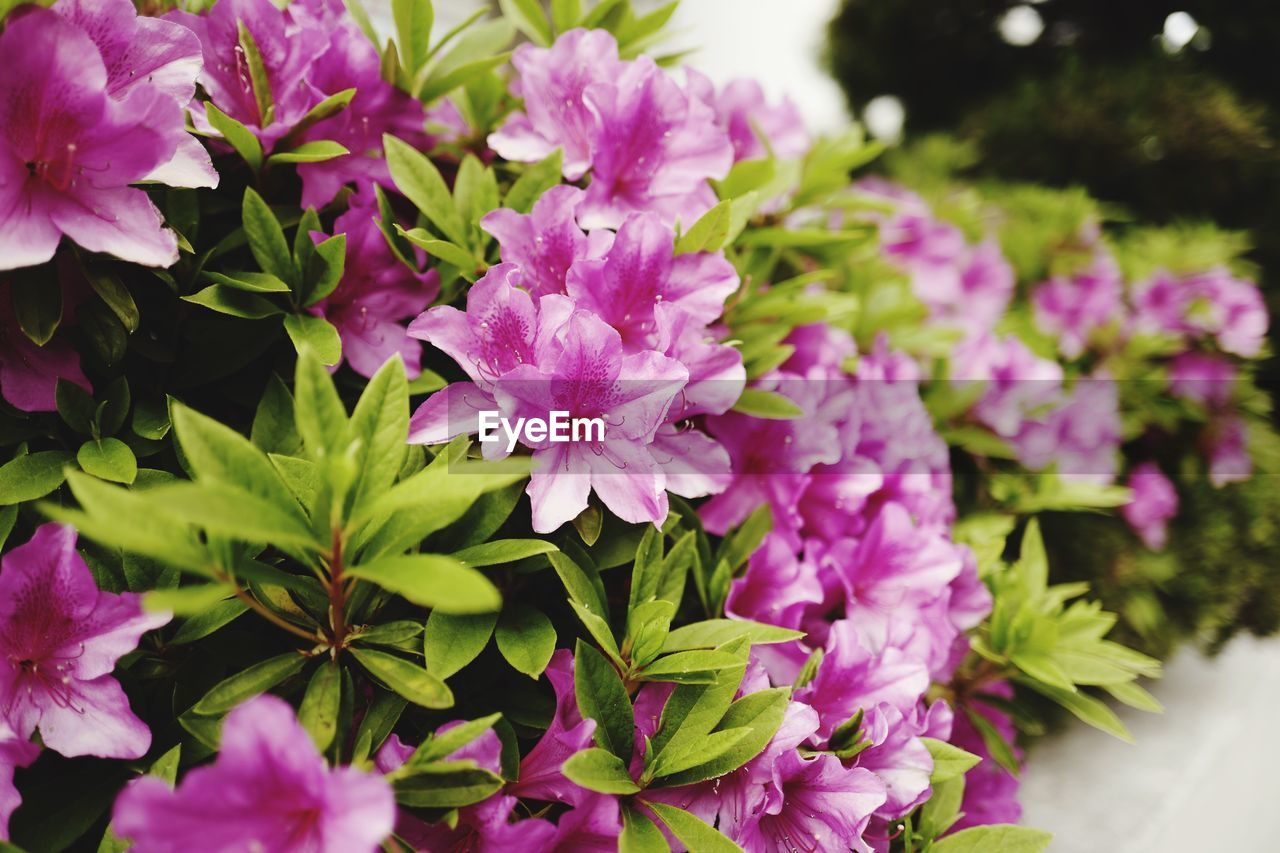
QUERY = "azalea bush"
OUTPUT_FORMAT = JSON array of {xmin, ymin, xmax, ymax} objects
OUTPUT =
[{"xmin": 0, "ymin": 1, "xmax": 1270, "ymax": 852}]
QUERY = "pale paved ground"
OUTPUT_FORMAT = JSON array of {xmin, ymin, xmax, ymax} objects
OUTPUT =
[{"xmin": 370, "ymin": 2, "xmax": 1280, "ymax": 849}]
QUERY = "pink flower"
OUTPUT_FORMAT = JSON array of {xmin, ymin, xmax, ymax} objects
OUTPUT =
[
  {"xmin": 734, "ymin": 752, "xmax": 886, "ymax": 853},
  {"xmin": 1032, "ymin": 252, "xmax": 1123, "ymax": 359},
  {"xmin": 951, "ymin": 333, "xmax": 1064, "ymax": 438},
  {"xmin": 950, "ymin": 688, "xmax": 1023, "ymax": 831},
  {"xmin": 113, "ymin": 694, "xmax": 395, "ymax": 852},
  {"xmin": 496, "ymin": 310, "xmax": 688, "ymax": 532},
  {"xmin": 490, "ymin": 29, "xmax": 732, "ymax": 229},
  {"xmin": 53, "ymin": 0, "xmax": 216, "ymax": 190},
  {"xmin": 1186, "ymin": 268, "xmax": 1268, "ymax": 358},
  {"xmin": 565, "ymin": 212, "xmax": 738, "ymax": 350},
  {"xmin": 1167, "ymin": 351, "xmax": 1237, "ymax": 407},
  {"xmin": 311, "ymin": 192, "xmax": 439, "ymax": 379},
  {"xmin": 1121, "ymin": 462, "xmax": 1178, "ymax": 550},
  {"xmin": 0, "ymin": 721, "xmax": 38, "ymax": 841},
  {"xmin": 481, "ymin": 186, "xmax": 612, "ymax": 298},
  {"xmin": 0, "ymin": 524, "xmax": 170, "ymax": 760},
  {"xmin": 686, "ymin": 71, "xmax": 810, "ymax": 162},
  {"xmin": 1208, "ymin": 415, "xmax": 1251, "ymax": 487},
  {"xmin": 0, "ymin": 282, "xmax": 91, "ymax": 412},
  {"xmin": 1013, "ymin": 374, "xmax": 1122, "ymax": 485},
  {"xmin": 509, "ymin": 650, "xmax": 598, "ymax": 806},
  {"xmin": 0, "ymin": 7, "xmax": 194, "ymax": 270}
]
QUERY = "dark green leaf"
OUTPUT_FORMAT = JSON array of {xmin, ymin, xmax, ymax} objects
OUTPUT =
[
  {"xmin": 350, "ymin": 647, "xmax": 454, "ymax": 709},
  {"xmin": 424, "ymin": 611, "xmax": 496, "ymax": 679},
  {"xmin": 204, "ymin": 101, "xmax": 264, "ymax": 171},
  {"xmin": 348, "ymin": 554, "xmax": 501, "ymax": 614},
  {"xmin": 194, "ymin": 652, "xmax": 307, "ymax": 715},
  {"xmin": 495, "ymin": 604, "xmax": 556, "ymax": 678},
  {"xmin": 661, "ymin": 619, "xmax": 803, "ymax": 653},
  {"xmin": 575, "ymin": 640, "xmax": 633, "ymax": 763},
  {"xmin": 0, "ymin": 451, "xmax": 73, "ymax": 504},
  {"xmin": 561, "ymin": 748, "xmax": 640, "ymax": 794},
  {"xmin": 451, "ymin": 539, "xmax": 557, "ymax": 567},
  {"xmin": 242, "ymin": 188, "xmax": 295, "ymax": 285},
  {"xmin": 283, "ymin": 314, "xmax": 341, "ymax": 366},
  {"xmin": 77, "ymin": 439, "xmax": 137, "ymax": 484},
  {"xmin": 299, "ymin": 663, "xmax": 342, "ymax": 751}
]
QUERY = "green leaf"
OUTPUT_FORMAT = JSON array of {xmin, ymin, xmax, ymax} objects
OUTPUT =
[
  {"xmin": 495, "ymin": 604, "xmax": 556, "ymax": 678},
  {"xmin": 731, "ymin": 388, "xmax": 805, "ymax": 419},
  {"xmin": 620, "ymin": 805, "xmax": 667, "ymax": 853},
  {"xmin": 194, "ymin": 652, "xmax": 307, "ymax": 715},
  {"xmin": 625, "ymin": 599, "xmax": 675, "ymax": 667},
  {"xmin": 661, "ymin": 619, "xmax": 803, "ymax": 653},
  {"xmin": 183, "ymin": 285, "xmax": 282, "ymax": 319},
  {"xmin": 203, "ymin": 271, "xmax": 291, "ymax": 293},
  {"xmin": 418, "ymin": 51, "xmax": 511, "ymax": 104},
  {"xmin": 148, "ymin": 481, "xmax": 318, "ymax": 549},
  {"xmin": 561, "ymin": 748, "xmax": 640, "ymax": 794},
  {"xmin": 1017, "ymin": 678, "xmax": 1133, "ymax": 742},
  {"xmin": 171, "ymin": 402, "xmax": 300, "ymax": 511},
  {"xmin": 0, "ymin": 451, "xmax": 73, "ymax": 504},
  {"xmin": 86, "ymin": 272, "xmax": 139, "ymax": 332},
  {"xmin": 204, "ymin": 101, "xmax": 263, "ymax": 171},
  {"xmin": 242, "ymin": 188, "xmax": 295, "ymax": 286},
  {"xmin": 575, "ymin": 640, "xmax": 633, "ymax": 763},
  {"xmin": 398, "ymin": 227, "xmax": 478, "ymax": 276},
  {"xmin": 267, "ymin": 140, "xmax": 350, "ymax": 165},
  {"xmin": 923, "ymin": 737, "xmax": 982, "ymax": 784},
  {"xmin": 715, "ymin": 504, "xmax": 773, "ymax": 575},
  {"xmin": 675, "ymin": 200, "xmax": 731, "ymax": 254},
  {"xmin": 236, "ymin": 21, "xmax": 274, "ymax": 126},
  {"xmin": 715, "ymin": 157, "xmax": 776, "ymax": 199},
  {"xmin": 503, "ymin": 149, "xmax": 565, "ymax": 214},
  {"xmin": 646, "ymin": 803, "xmax": 742, "ymax": 853},
  {"xmin": 393, "ymin": 762, "xmax": 504, "ymax": 808},
  {"xmin": 349, "ymin": 355, "xmax": 410, "ymax": 510},
  {"xmin": 931, "ymin": 825, "xmax": 1053, "ymax": 853},
  {"xmin": 548, "ymin": 550, "xmax": 608, "ymax": 619},
  {"xmin": 10, "ymin": 265, "xmax": 61, "ymax": 345},
  {"xmin": 284, "ymin": 314, "xmax": 342, "ymax": 366},
  {"xmin": 169, "ymin": 598, "xmax": 248, "ymax": 645},
  {"xmin": 383, "ymin": 135, "xmax": 468, "ymax": 246},
  {"xmin": 962, "ymin": 707, "xmax": 1022, "ymax": 775},
  {"xmin": 251, "ymin": 374, "xmax": 301, "ymax": 455},
  {"xmin": 77, "ymin": 439, "xmax": 137, "ymax": 485},
  {"xmin": 452, "ymin": 539, "xmax": 557, "ymax": 567},
  {"xmin": 294, "ymin": 348, "xmax": 349, "ymax": 456},
  {"xmin": 392, "ymin": 0, "xmax": 433, "ymax": 75},
  {"xmin": 350, "ymin": 647, "xmax": 454, "ymax": 709},
  {"xmin": 454, "ymin": 153, "xmax": 500, "ymax": 233},
  {"xmin": 408, "ymin": 713, "xmax": 503, "ymax": 766},
  {"xmin": 653, "ymin": 687, "xmax": 787, "ymax": 786},
  {"xmin": 423, "ymin": 611, "xmax": 496, "ymax": 679},
  {"xmin": 1104, "ymin": 680, "xmax": 1163, "ymax": 713},
  {"xmin": 278, "ymin": 88, "xmax": 358, "ymax": 148},
  {"xmin": 304, "ymin": 234, "xmax": 347, "ymax": 307},
  {"xmin": 347, "ymin": 554, "xmax": 501, "ymax": 614},
  {"xmin": 299, "ymin": 662, "xmax": 342, "ymax": 751},
  {"xmin": 499, "ymin": 0, "xmax": 552, "ymax": 45},
  {"xmin": 918, "ymin": 775, "xmax": 965, "ymax": 840},
  {"xmin": 550, "ymin": 0, "xmax": 582, "ymax": 31},
  {"xmin": 636, "ymin": 649, "xmax": 742, "ymax": 684},
  {"xmin": 649, "ymin": 638, "xmax": 749, "ymax": 758}
]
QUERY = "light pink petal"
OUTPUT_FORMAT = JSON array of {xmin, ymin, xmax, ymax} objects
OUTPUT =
[
  {"xmin": 144, "ymin": 133, "xmax": 218, "ymax": 189},
  {"xmin": 37, "ymin": 675, "xmax": 152, "ymax": 759},
  {"xmin": 407, "ymin": 382, "xmax": 493, "ymax": 445},
  {"xmin": 528, "ymin": 444, "xmax": 592, "ymax": 534},
  {"xmin": 587, "ymin": 439, "xmax": 668, "ymax": 526},
  {"xmin": 50, "ymin": 185, "xmax": 178, "ymax": 268}
]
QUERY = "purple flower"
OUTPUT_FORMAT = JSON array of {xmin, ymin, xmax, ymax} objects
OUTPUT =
[
  {"xmin": 481, "ymin": 185, "xmax": 612, "ymax": 298},
  {"xmin": 686, "ymin": 71, "xmax": 810, "ymax": 162},
  {"xmin": 1032, "ymin": 252, "xmax": 1123, "ymax": 359},
  {"xmin": 0, "ymin": 524, "xmax": 170, "ymax": 760},
  {"xmin": 0, "ymin": 283, "xmax": 91, "ymax": 412},
  {"xmin": 950, "ymin": 688, "xmax": 1023, "ymax": 831},
  {"xmin": 1186, "ymin": 267, "xmax": 1268, "ymax": 358},
  {"xmin": 1168, "ymin": 351, "xmax": 1237, "ymax": 407},
  {"xmin": 113, "ymin": 694, "xmax": 395, "ymax": 852},
  {"xmin": 53, "ymin": 0, "xmax": 216, "ymax": 190},
  {"xmin": 496, "ymin": 310, "xmax": 688, "ymax": 532},
  {"xmin": 951, "ymin": 333, "xmax": 1064, "ymax": 439},
  {"xmin": 509, "ymin": 650, "xmax": 598, "ymax": 806},
  {"xmin": 490, "ymin": 28, "xmax": 626, "ymax": 181},
  {"xmin": 171, "ymin": 0, "xmax": 327, "ymax": 150},
  {"xmin": 311, "ymin": 192, "xmax": 439, "ymax": 379},
  {"xmin": 0, "ymin": 7, "xmax": 191, "ymax": 270},
  {"xmin": 490, "ymin": 29, "xmax": 733, "ymax": 229},
  {"xmin": 725, "ymin": 535, "xmax": 824, "ymax": 680},
  {"xmin": 565, "ymin": 212, "xmax": 739, "ymax": 350},
  {"xmin": 734, "ymin": 752, "xmax": 886, "ymax": 853},
  {"xmin": 796, "ymin": 620, "xmax": 930, "ymax": 742},
  {"xmin": 1121, "ymin": 462, "xmax": 1178, "ymax": 550},
  {"xmin": 0, "ymin": 721, "xmax": 38, "ymax": 842},
  {"xmin": 1013, "ymin": 374, "xmax": 1122, "ymax": 484},
  {"xmin": 1208, "ymin": 415, "xmax": 1251, "ymax": 487}
]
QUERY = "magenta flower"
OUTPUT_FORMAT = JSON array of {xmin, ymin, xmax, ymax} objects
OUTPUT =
[
  {"xmin": 509, "ymin": 650, "xmax": 598, "ymax": 806},
  {"xmin": 1186, "ymin": 267, "xmax": 1268, "ymax": 358},
  {"xmin": 0, "ymin": 720, "xmax": 38, "ymax": 842},
  {"xmin": 490, "ymin": 28, "xmax": 626, "ymax": 181},
  {"xmin": 0, "ymin": 524, "xmax": 169, "ymax": 760},
  {"xmin": 113, "ymin": 694, "xmax": 395, "ymax": 852},
  {"xmin": 950, "ymin": 688, "xmax": 1023, "ymax": 831},
  {"xmin": 1121, "ymin": 462, "xmax": 1178, "ymax": 550},
  {"xmin": 0, "ymin": 283, "xmax": 90, "ymax": 412},
  {"xmin": 0, "ymin": 7, "xmax": 190, "ymax": 270},
  {"xmin": 951, "ymin": 332, "xmax": 1064, "ymax": 438},
  {"xmin": 311, "ymin": 192, "xmax": 439, "ymax": 379},
  {"xmin": 1168, "ymin": 351, "xmax": 1237, "ymax": 407},
  {"xmin": 735, "ymin": 752, "xmax": 886, "ymax": 853},
  {"xmin": 481, "ymin": 186, "xmax": 612, "ymax": 298},
  {"xmin": 1208, "ymin": 415, "xmax": 1251, "ymax": 487},
  {"xmin": 496, "ymin": 310, "xmax": 688, "ymax": 532},
  {"xmin": 566, "ymin": 212, "xmax": 738, "ymax": 350},
  {"xmin": 1032, "ymin": 252, "xmax": 1123, "ymax": 359},
  {"xmin": 53, "ymin": 0, "xmax": 216, "ymax": 190},
  {"xmin": 686, "ymin": 70, "xmax": 810, "ymax": 162},
  {"xmin": 1013, "ymin": 374, "xmax": 1122, "ymax": 484}
]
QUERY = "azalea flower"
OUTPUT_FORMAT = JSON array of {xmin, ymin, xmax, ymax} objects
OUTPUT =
[
  {"xmin": 950, "ymin": 686, "xmax": 1023, "ymax": 831},
  {"xmin": 0, "ymin": 7, "xmax": 193, "ymax": 269},
  {"xmin": 1208, "ymin": 414, "xmax": 1251, "ymax": 487},
  {"xmin": 1121, "ymin": 462, "xmax": 1179, "ymax": 550},
  {"xmin": 0, "ymin": 721, "xmax": 39, "ymax": 841},
  {"xmin": 113, "ymin": 694, "xmax": 395, "ymax": 852},
  {"xmin": 0, "ymin": 524, "xmax": 170, "ymax": 760},
  {"xmin": 686, "ymin": 71, "xmax": 810, "ymax": 163},
  {"xmin": 565, "ymin": 212, "xmax": 738, "ymax": 351},
  {"xmin": 509, "ymin": 650, "xmax": 598, "ymax": 806},
  {"xmin": 481, "ymin": 185, "xmax": 612, "ymax": 299},
  {"xmin": 1167, "ymin": 351, "xmax": 1237, "ymax": 407},
  {"xmin": 311, "ymin": 191, "xmax": 439, "ymax": 379},
  {"xmin": 951, "ymin": 332, "xmax": 1064, "ymax": 439},
  {"xmin": 1032, "ymin": 252, "xmax": 1124, "ymax": 359}
]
